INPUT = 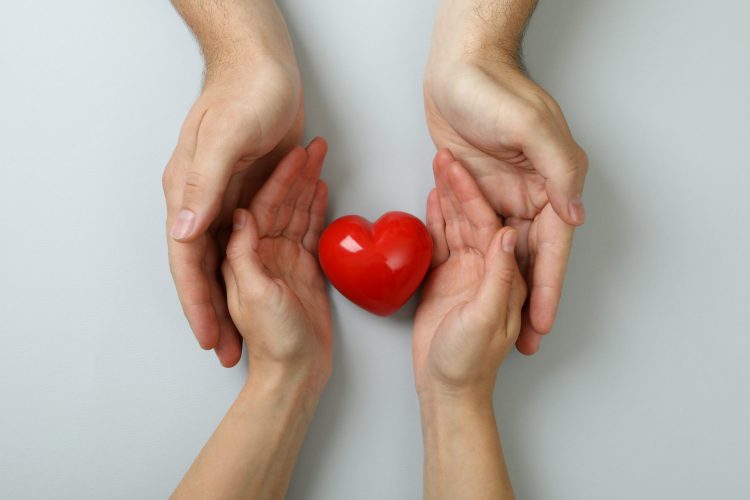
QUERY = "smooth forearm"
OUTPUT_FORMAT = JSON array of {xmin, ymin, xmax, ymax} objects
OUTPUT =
[
  {"xmin": 419, "ymin": 394, "xmax": 514, "ymax": 500},
  {"xmin": 172, "ymin": 369, "xmax": 323, "ymax": 500},
  {"xmin": 171, "ymin": 0, "xmax": 296, "ymax": 74}
]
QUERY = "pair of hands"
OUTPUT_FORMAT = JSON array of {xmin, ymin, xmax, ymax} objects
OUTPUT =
[
  {"xmin": 163, "ymin": 0, "xmax": 588, "ymax": 368},
  {"xmin": 172, "ymin": 140, "xmax": 522, "ymax": 500},
  {"xmin": 216, "ymin": 135, "xmax": 524, "ymax": 407}
]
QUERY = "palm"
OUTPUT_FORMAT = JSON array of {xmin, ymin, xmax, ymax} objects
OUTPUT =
[
  {"xmin": 412, "ymin": 152, "xmax": 530, "ymax": 392},
  {"xmin": 425, "ymin": 68, "xmax": 548, "ymax": 273},
  {"xmin": 425, "ymin": 62, "xmax": 577, "ymax": 353},
  {"xmin": 233, "ymin": 139, "xmax": 332, "ymax": 363},
  {"xmin": 254, "ymin": 235, "xmax": 330, "ymax": 341},
  {"xmin": 414, "ymin": 251, "xmax": 486, "ymax": 377}
]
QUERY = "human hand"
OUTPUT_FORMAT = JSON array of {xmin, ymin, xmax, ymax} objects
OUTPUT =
[
  {"xmin": 413, "ymin": 150, "xmax": 527, "ymax": 403},
  {"xmin": 424, "ymin": 0, "xmax": 588, "ymax": 354},
  {"xmin": 173, "ymin": 139, "xmax": 331, "ymax": 497},
  {"xmin": 221, "ymin": 138, "xmax": 332, "ymax": 391},
  {"xmin": 163, "ymin": 0, "xmax": 304, "ymax": 367}
]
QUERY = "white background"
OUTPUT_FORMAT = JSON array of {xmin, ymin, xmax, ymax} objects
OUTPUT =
[{"xmin": 2, "ymin": 1, "xmax": 749, "ymax": 499}]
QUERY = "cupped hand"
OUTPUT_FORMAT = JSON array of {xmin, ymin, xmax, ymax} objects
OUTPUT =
[
  {"xmin": 424, "ymin": 55, "xmax": 588, "ymax": 355},
  {"xmin": 221, "ymin": 138, "xmax": 332, "ymax": 389},
  {"xmin": 413, "ymin": 151, "xmax": 527, "ymax": 401},
  {"xmin": 163, "ymin": 57, "xmax": 303, "ymax": 367}
]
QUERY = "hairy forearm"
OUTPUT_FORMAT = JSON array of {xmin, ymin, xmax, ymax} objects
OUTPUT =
[
  {"xmin": 431, "ymin": 0, "xmax": 537, "ymax": 64},
  {"xmin": 172, "ymin": 370, "xmax": 322, "ymax": 500},
  {"xmin": 420, "ymin": 394, "xmax": 514, "ymax": 500},
  {"xmin": 171, "ymin": 0, "xmax": 296, "ymax": 74}
]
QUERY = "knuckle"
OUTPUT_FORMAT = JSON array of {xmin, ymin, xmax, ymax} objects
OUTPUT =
[
  {"xmin": 498, "ymin": 267, "xmax": 516, "ymax": 286},
  {"xmin": 557, "ymin": 150, "xmax": 580, "ymax": 177},
  {"xmin": 225, "ymin": 242, "xmax": 244, "ymax": 263},
  {"xmin": 518, "ymin": 101, "xmax": 546, "ymax": 127},
  {"xmin": 184, "ymin": 170, "xmax": 211, "ymax": 196}
]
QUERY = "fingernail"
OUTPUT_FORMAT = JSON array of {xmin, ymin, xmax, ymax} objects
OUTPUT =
[
  {"xmin": 569, "ymin": 197, "xmax": 586, "ymax": 224},
  {"xmin": 502, "ymin": 230, "xmax": 517, "ymax": 254},
  {"xmin": 233, "ymin": 210, "xmax": 246, "ymax": 230},
  {"xmin": 171, "ymin": 209, "xmax": 195, "ymax": 240}
]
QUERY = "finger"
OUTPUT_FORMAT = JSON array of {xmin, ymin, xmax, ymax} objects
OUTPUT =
[
  {"xmin": 520, "ymin": 117, "xmax": 588, "ymax": 226},
  {"xmin": 250, "ymin": 146, "xmax": 308, "ymax": 236},
  {"xmin": 505, "ymin": 216, "xmax": 532, "ymax": 276},
  {"xmin": 516, "ymin": 246, "xmax": 544, "ymax": 355},
  {"xmin": 426, "ymin": 189, "xmax": 449, "ymax": 267},
  {"xmin": 226, "ymin": 209, "xmax": 271, "ymax": 293},
  {"xmin": 474, "ymin": 227, "xmax": 519, "ymax": 327},
  {"xmin": 433, "ymin": 151, "xmax": 463, "ymax": 251},
  {"xmin": 272, "ymin": 162, "xmax": 312, "ymax": 234},
  {"xmin": 506, "ymin": 263, "xmax": 528, "ymax": 344},
  {"xmin": 446, "ymin": 161, "xmax": 501, "ymax": 251},
  {"xmin": 221, "ymin": 260, "xmax": 238, "ymax": 310},
  {"xmin": 444, "ymin": 163, "xmax": 476, "ymax": 249},
  {"xmin": 167, "ymin": 237, "xmax": 220, "ymax": 350},
  {"xmin": 209, "ymin": 277, "xmax": 243, "ymax": 368},
  {"xmin": 516, "ymin": 309, "xmax": 543, "ymax": 355},
  {"xmin": 170, "ymin": 120, "xmax": 240, "ymax": 242},
  {"xmin": 164, "ymin": 136, "xmax": 224, "ymax": 350},
  {"xmin": 218, "ymin": 259, "xmax": 248, "ymax": 365},
  {"xmin": 203, "ymin": 240, "xmax": 242, "ymax": 367},
  {"xmin": 284, "ymin": 137, "xmax": 328, "ymax": 240},
  {"xmin": 529, "ymin": 206, "xmax": 574, "ymax": 334},
  {"xmin": 302, "ymin": 181, "xmax": 328, "ymax": 254}
]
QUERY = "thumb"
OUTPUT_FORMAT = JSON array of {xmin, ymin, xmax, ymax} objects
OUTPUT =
[
  {"xmin": 475, "ymin": 227, "xmax": 519, "ymax": 324},
  {"xmin": 523, "ymin": 129, "xmax": 588, "ymax": 226},
  {"xmin": 170, "ymin": 144, "xmax": 236, "ymax": 241},
  {"xmin": 225, "ymin": 209, "xmax": 270, "ymax": 292}
]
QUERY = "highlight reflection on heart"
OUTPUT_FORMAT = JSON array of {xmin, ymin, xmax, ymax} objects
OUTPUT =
[{"xmin": 318, "ymin": 212, "xmax": 433, "ymax": 316}]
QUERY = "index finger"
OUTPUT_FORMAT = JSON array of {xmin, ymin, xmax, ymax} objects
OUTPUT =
[
  {"xmin": 167, "ymin": 235, "xmax": 220, "ymax": 350},
  {"xmin": 528, "ymin": 205, "xmax": 574, "ymax": 334}
]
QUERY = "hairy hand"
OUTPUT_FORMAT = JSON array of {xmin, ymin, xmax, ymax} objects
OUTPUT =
[
  {"xmin": 163, "ymin": 58, "xmax": 303, "ymax": 367},
  {"xmin": 425, "ymin": 55, "xmax": 587, "ymax": 355}
]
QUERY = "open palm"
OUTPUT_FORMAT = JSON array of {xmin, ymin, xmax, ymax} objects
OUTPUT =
[
  {"xmin": 222, "ymin": 139, "xmax": 332, "ymax": 382},
  {"xmin": 425, "ymin": 61, "xmax": 587, "ymax": 354},
  {"xmin": 414, "ymin": 151, "xmax": 526, "ymax": 396}
]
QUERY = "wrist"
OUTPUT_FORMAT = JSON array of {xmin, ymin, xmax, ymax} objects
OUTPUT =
[
  {"xmin": 202, "ymin": 54, "xmax": 301, "ymax": 96},
  {"xmin": 174, "ymin": 0, "xmax": 298, "ymax": 79},
  {"xmin": 234, "ymin": 371, "xmax": 323, "ymax": 426},
  {"xmin": 243, "ymin": 360, "xmax": 330, "ymax": 403},
  {"xmin": 418, "ymin": 386, "xmax": 494, "ymax": 423},
  {"xmin": 429, "ymin": 0, "xmax": 531, "ymax": 70}
]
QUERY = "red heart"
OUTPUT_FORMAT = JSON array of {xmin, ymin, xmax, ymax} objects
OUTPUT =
[{"xmin": 318, "ymin": 211, "xmax": 433, "ymax": 316}]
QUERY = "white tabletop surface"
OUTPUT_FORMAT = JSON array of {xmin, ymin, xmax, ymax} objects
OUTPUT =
[{"xmin": 1, "ymin": 1, "xmax": 749, "ymax": 498}]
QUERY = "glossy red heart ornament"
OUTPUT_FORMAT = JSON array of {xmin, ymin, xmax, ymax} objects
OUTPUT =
[{"xmin": 318, "ymin": 211, "xmax": 433, "ymax": 316}]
